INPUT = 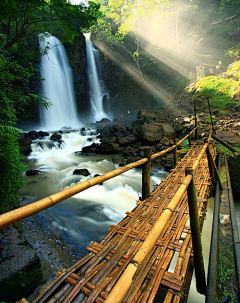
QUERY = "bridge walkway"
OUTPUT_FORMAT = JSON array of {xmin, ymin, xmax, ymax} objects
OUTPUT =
[{"xmin": 33, "ymin": 142, "xmax": 216, "ymax": 303}]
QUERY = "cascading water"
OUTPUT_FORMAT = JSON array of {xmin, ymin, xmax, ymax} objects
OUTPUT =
[
  {"xmin": 39, "ymin": 34, "xmax": 80, "ymax": 131},
  {"xmin": 84, "ymin": 33, "xmax": 111, "ymax": 122},
  {"xmin": 22, "ymin": 130, "xmax": 166, "ymax": 255}
]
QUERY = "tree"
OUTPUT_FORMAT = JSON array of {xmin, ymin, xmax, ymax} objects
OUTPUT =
[{"xmin": 0, "ymin": 0, "xmax": 101, "ymax": 214}]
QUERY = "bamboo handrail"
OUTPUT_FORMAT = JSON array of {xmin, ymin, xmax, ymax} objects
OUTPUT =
[
  {"xmin": 105, "ymin": 134, "xmax": 211, "ymax": 303},
  {"xmin": 0, "ymin": 158, "xmax": 147, "ymax": 229},
  {"xmin": 151, "ymin": 127, "xmax": 198, "ymax": 160},
  {"xmin": 0, "ymin": 127, "xmax": 199, "ymax": 229}
]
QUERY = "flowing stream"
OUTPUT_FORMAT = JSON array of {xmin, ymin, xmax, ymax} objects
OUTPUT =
[
  {"xmin": 39, "ymin": 35, "xmax": 81, "ymax": 131},
  {"xmin": 23, "ymin": 130, "xmax": 167, "ymax": 256}
]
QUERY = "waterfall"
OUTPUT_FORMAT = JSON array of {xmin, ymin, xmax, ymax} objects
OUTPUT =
[
  {"xmin": 84, "ymin": 33, "xmax": 111, "ymax": 122},
  {"xmin": 39, "ymin": 34, "xmax": 80, "ymax": 131}
]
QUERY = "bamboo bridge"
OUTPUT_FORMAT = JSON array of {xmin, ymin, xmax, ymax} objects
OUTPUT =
[{"xmin": 0, "ymin": 127, "xmax": 239, "ymax": 303}]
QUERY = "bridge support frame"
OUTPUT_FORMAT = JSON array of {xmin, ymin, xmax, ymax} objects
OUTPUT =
[
  {"xmin": 206, "ymin": 146, "xmax": 223, "ymax": 190},
  {"xmin": 142, "ymin": 148, "xmax": 152, "ymax": 200},
  {"xmin": 185, "ymin": 166, "xmax": 206, "ymax": 295}
]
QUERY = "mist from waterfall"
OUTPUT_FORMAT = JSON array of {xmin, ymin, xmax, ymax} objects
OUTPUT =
[
  {"xmin": 39, "ymin": 34, "xmax": 80, "ymax": 131},
  {"xmin": 84, "ymin": 33, "xmax": 111, "ymax": 122}
]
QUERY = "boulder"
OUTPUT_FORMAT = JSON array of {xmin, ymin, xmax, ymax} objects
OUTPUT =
[
  {"xmin": 73, "ymin": 169, "xmax": 90, "ymax": 176},
  {"xmin": 28, "ymin": 130, "xmax": 38, "ymax": 140},
  {"xmin": 18, "ymin": 137, "xmax": 32, "ymax": 156},
  {"xmin": 101, "ymin": 137, "xmax": 117, "ymax": 144},
  {"xmin": 26, "ymin": 170, "xmax": 39, "ymax": 176},
  {"xmin": 98, "ymin": 143, "xmax": 119, "ymax": 154},
  {"xmin": 118, "ymin": 135, "xmax": 136, "ymax": 146},
  {"xmin": 112, "ymin": 155, "xmax": 123, "ymax": 164},
  {"xmin": 161, "ymin": 123, "xmax": 175, "ymax": 139},
  {"xmin": 50, "ymin": 133, "xmax": 62, "ymax": 141},
  {"xmin": 137, "ymin": 123, "xmax": 165, "ymax": 145}
]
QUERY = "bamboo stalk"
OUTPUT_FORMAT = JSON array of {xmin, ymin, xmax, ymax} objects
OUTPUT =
[
  {"xmin": 174, "ymin": 139, "xmax": 178, "ymax": 167},
  {"xmin": 185, "ymin": 167, "xmax": 206, "ymax": 295},
  {"xmin": 142, "ymin": 149, "xmax": 152, "ymax": 199},
  {"xmin": 194, "ymin": 99, "xmax": 198, "ymax": 140},
  {"xmin": 206, "ymin": 146, "xmax": 223, "ymax": 190},
  {"xmin": 104, "ymin": 174, "xmax": 193, "ymax": 303},
  {"xmin": 206, "ymin": 97, "xmax": 215, "ymax": 133}
]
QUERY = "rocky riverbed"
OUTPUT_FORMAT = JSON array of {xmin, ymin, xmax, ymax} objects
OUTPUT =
[{"xmin": 1, "ymin": 98, "xmax": 240, "ymax": 302}]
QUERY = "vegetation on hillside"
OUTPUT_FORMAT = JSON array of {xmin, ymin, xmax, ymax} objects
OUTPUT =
[{"xmin": 193, "ymin": 60, "xmax": 240, "ymax": 109}]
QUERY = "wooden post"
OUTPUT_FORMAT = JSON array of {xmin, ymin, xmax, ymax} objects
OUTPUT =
[
  {"xmin": 206, "ymin": 97, "xmax": 215, "ymax": 133},
  {"xmin": 206, "ymin": 146, "xmax": 223, "ymax": 190},
  {"xmin": 185, "ymin": 167, "xmax": 206, "ymax": 295},
  {"xmin": 142, "ymin": 148, "xmax": 152, "ymax": 200},
  {"xmin": 174, "ymin": 138, "xmax": 178, "ymax": 167},
  {"xmin": 188, "ymin": 134, "xmax": 192, "ymax": 147},
  {"xmin": 194, "ymin": 99, "xmax": 198, "ymax": 141}
]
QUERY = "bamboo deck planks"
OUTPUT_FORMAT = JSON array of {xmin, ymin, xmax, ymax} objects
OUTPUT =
[{"xmin": 33, "ymin": 143, "xmax": 215, "ymax": 303}]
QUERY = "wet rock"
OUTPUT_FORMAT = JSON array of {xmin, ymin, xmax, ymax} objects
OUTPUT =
[
  {"xmin": 112, "ymin": 155, "xmax": 123, "ymax": 164},
  {"xmin": 18, "ymin": 137, "xmax": 32, "ymax": 156},
  {"xmin": 118, "ymin": 135, "xmax": 136, "ymax": 146},
  {"xmin": 98, "ymin": 143, "xmax": 119, "ymax": 154},
  {"xmin": 38, "ymin": 131, "xmax": 49, "ymax": 138},
  {"xmin": 26, "ymin": 169, "xmax": 40, "ymax": 176},
  {"xmin": 101, "ymin": 137, "xmax": 117, "ymax": 144},
  {"xmin": 137, "ymin": 123, "xmax": 165, "ymax": 145},
  {"xmin": 28, "ymin": 130, "xmax": 38, "ymax": 140},
  {"xmin": 73, "ymin": 169, "xmax": 90, "ymax": 176},
  {"xmin": 81, "ymin": 143, "xmax": 99, "ymax": 153},
  {"xmin": 50, "ymin": 133, "xmax": 62, "ymax": 141}
]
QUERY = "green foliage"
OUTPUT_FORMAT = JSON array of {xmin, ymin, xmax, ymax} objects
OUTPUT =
[
  {"xmin": 205, "ymin": 115, "xmax": 216, "ymax": 124},
  {"xmin": 226, "ymin": 60, "xmax": 240, "ymax": 80},
  {"xmin": 0, "ymin": 101, "xmax": 26, "ymax": 215},
  {"xmin": 146, "ymin": 113, "xmax": 156, "ymax": 123},
  {"xmin": 194, "ymin": 74, "xmax": 240, "ymax": 109}
]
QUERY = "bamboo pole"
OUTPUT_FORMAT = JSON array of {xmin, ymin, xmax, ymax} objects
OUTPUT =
[
  {"xmin": 0, "ymin": 158, "xmax": 148, "ymax": 229},
  {"xmin": 151, "ymin": 145, "xmax": 175, "ymax": 160},
  {"xmin": 206, "ymin": 97, "xmax": 215, "ymax": 133},
  {"xmin": 142, "ymin": 148, "xmax": 152, "ymax": 200},
  {"xmin": 206, "ymin": 146, "xmax": 223, "ymax": 190},
  {"xmin": 185, "ymin": 167, "xmax": 206, "ymax": 295},
  {"xmin": 174, "ymin": 138, "xmax": 178, "ymax": 167},
  {"xmin": 212, "ymin": 134, "xmax": 239, "ymax": 153},
  {"xmin": 206, "ymin": 145, "xmax": 216, "ymax": 186},
  {"xmin": 105, "ymin": 134, "xmax": 211, "ymax": 303},
  {"xmin": 104, "ymin": 174, "xmax": 193, "ymax": 303},
  {"xmin": 194, "ymin": 99, "xmax": 198, "ymax": 140}
]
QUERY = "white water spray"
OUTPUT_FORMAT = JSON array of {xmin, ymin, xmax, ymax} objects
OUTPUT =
[
  {"xmin": 84, "ymin": 33, "xmax": 111, "ymax": 122},
  {"xmin": 39, "ymin": 35, "xmax": 80, "ymax": 131}
]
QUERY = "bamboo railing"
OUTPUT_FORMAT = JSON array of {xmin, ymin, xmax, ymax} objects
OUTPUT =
[
  {"xmin": 0, "ymin": 127, "xmax": 198, "ymax": 230},
  {"xmin": 104, "ymin": 132, "xmax": 212, "ymax": 303}
]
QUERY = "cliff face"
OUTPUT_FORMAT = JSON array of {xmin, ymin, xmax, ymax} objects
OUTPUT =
[
  {"xmin": 66, "ymin": 35, "xmax": 91, "ymax": 121},
  {"xmin": 68, "ymin": 35, "xmax": 164, "ymax": 121}
]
